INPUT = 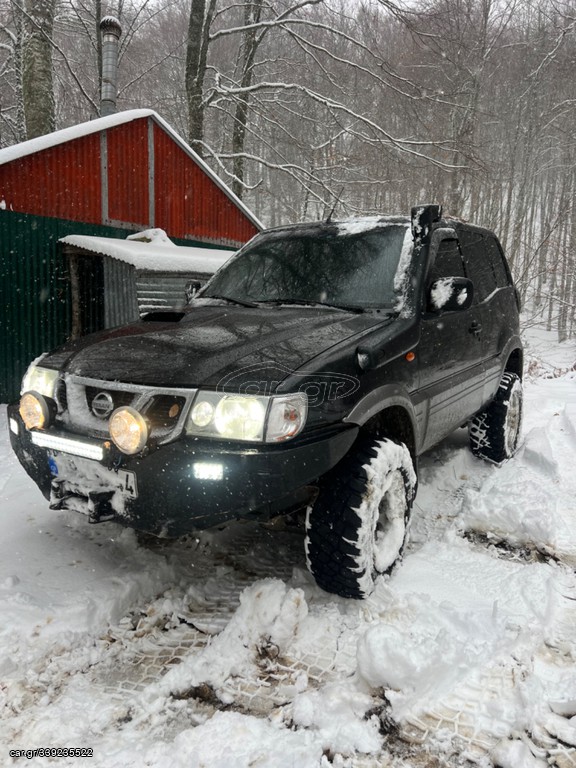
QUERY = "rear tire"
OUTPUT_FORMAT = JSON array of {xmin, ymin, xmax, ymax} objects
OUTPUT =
[
  {"xmin": 305, "ymin": 437, "xmax": 417, "ymax": 599},
  {"xmin": 468, "ymin": 372, "xmax": 523, "ymax": 464}
]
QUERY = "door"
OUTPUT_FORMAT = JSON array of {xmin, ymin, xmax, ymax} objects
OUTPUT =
[
  {"xmin": 417, "ymin": 231, "xmax": 486, "ymax": 450},
  {"xmin": 457, "ymin": 227, "xmax": 503, "ymax": 406}
]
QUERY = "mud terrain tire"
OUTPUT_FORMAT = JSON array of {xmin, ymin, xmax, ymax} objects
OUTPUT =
[
  {"xmin": 468, "ymin": 372, "xmax": 523, "ymax": 464},
  {"xmin": 305, "ymin": 437, "xmax": 417, "ymax": 599}
]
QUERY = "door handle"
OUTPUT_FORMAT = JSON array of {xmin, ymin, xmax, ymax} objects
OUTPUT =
[{"xmin": 469, "ymin": 320, "xmax": 482, "ymax": 337}]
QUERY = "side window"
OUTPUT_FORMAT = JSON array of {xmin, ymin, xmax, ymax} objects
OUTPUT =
[
  {"xmin": 485, "ymin": 235, "xmax": 510, "ymax": 288},
  {"xmin": 458, "ymin": 228, "xmax": 497, "ymax": 303},
  {"xmin": 427, "ymin": 238, "xmax": 465, "ymax": 286}
]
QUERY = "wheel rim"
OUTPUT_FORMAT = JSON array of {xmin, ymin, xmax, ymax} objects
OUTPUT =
[
  {"xmin": 504, "ymin": 386, "xmax": 522, "ymax": 456},
  {"xmin": 373, "ymin": 469, "xmax": 408, "ymax": 573}
]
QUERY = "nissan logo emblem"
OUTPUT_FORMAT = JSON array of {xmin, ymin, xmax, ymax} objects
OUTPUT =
[{"xmin": 91, "ymin": 391, "xmax": 115, "ymax": 419}]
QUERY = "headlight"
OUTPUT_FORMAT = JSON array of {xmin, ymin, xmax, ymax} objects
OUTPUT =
[
  {"xmin": 214, "ymin": 395, "xmax": 266, "ymax": 440},
  {"xmin": 21, "ymin": 364, "xmax": 59, "ymax": 398},
  {"xmin": 109, "ymin": 407, "xmax": 149, "ymax": 454},
  {"xmin": 186, "ymin": 391, "xmax": 307, "ymax": 443},
  {"xmin": 19, "ymin": 392, "xmax": 53, "ymax": 430}
]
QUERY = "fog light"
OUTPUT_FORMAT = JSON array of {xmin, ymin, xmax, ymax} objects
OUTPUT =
[
  {"xmin": 190, "ymin": 400, "xmax": 214, "ymax": 428},
  {"xmin": 193, "ymin": 462, "xmax": 223, "ymax": 480},
  {"xmin": 109, "ymin": 407, "xmax": 149, "ymax": 455},
  {"xmin": 19, "ymin": 392, "xmax": 52, "ymax": 430}
]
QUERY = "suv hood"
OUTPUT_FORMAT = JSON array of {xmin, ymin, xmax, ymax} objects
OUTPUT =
[{"xmin": 51, "ymin": 306, "xmax": 390, "ymax": 389}]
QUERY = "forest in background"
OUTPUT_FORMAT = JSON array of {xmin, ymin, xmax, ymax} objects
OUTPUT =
[{"xmin": 1, "ymin": 0, "xmax": 575, "ymax": 342}]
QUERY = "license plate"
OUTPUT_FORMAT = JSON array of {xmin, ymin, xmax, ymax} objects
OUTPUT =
[
  {"xmin": 118, "ymin": 469, "xmax": 138, "ymax": 498},
  {"xmin": 48, "ymin": 453, "xmax": 138, "ymax": 499}
]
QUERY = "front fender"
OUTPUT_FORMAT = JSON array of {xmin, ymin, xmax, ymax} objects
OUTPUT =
[{"xmin": 343, "ymin": 384, "xmax": 425, "ymax": 454}]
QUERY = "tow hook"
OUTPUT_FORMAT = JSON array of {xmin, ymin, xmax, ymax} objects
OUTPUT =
[
  {"xmin": 88, "ymin": 491, "xmax": 116, "ymax": 524},
  {"xmin": 49, "ymin": 478, "xmax": 75, "ymax": 510}
]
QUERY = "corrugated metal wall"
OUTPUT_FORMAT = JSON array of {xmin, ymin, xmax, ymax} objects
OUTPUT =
[
  {"xmin": 152, "ymin": 123, "xmax": 257, "ymax": 245},
  {"xmin": 0, "ymin": 115, "xmax": 260, "ymax": 247},
  {"xmin": 103, "ymin": 257, "xmax": 139, "ymax": 327},
  {"xmin": 106, "ymin": 119, "xmax": 150, "ymax": 228},
  {"xmin": 0, "ymin": 134, "xmax": 102, "ymax": 224},
  {"xmin": 0, "ymin": 210, "xmax": 134, "ymax": 403},
  {"xmin": 135, "ymin": 272, "xmax": 210, "ymax": 314}
]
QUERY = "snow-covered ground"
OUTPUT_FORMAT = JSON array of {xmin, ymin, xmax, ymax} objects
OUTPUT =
[{"xmin": 1, "ymin": 328, "xmax": 575, "ymax": 768}]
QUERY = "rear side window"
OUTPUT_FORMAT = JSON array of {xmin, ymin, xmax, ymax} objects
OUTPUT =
[
  {"xmin": 458, "ymin": 228, "xmax": 496, "ymax": 303},
  {"xmin": 485, "ymin": 235, "xmax": 510, "ymax": 288},
  {"xmin": 427, "ymin": 237, "xmax": 465, "ymax": 285}
]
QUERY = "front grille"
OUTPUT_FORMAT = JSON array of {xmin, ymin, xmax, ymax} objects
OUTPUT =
[
  {"xmin": 55, "ymin": 378, "xmax": 68, "ymax": 413},
  {"xmin": 60, "ymin": 375, "xmax": 196, "ymax": 446},
  {"xmin": 85, "ymin": 386, "xmax": 134, "ymax": 416}
]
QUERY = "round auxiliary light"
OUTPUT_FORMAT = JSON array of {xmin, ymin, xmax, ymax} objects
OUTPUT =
[
  {"xmin": 19, "ymin": 391, "xmax": 51, "ymax": 431},
  {"xmin": 109, "ymin": 407, "xmax": 149, "ymax": 455}
]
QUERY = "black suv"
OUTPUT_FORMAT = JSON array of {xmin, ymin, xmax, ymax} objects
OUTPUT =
[{"xmin": 9, "ymin": 205, "xmax": 523, "ymax": 599}]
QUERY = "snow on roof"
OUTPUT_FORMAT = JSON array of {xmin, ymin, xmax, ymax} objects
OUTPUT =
[
  {"xmin": 0, "ymin": 109, "xmax": 263, "ymax": 231},
  {"xmin": 336, "ymin": 215, "xmax": 408, "ymax": 236},
  {"xmin": 60, "ymin": 229, "xmax": 235, "ymax": 274}
]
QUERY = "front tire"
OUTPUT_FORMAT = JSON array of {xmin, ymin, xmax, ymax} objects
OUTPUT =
[
  {"xmin": 305, "ymin": 437, "xmax": 417, "ymax": 599},
  {"xmin": 468, "ymin": 372, "xmax": 523, "ymax": 464}
]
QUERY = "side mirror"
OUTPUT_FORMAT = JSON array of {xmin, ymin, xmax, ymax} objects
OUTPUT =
[
  {"xmin": 428, "ymin": 276, "xmax": 473, "ymax": 313},
  {"xmin": 185, "ymin": 279, "xmax": 202, "ymax": 303}
]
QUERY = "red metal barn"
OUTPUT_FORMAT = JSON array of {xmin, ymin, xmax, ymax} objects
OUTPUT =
[{"xmin": 0, "ymin": 109, "xmax": 263, "ymax": 401}]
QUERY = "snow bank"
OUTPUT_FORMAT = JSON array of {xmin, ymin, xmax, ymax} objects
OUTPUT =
[
  {"xmin": 357, "ymin": 535, "xmax": 558, "ymax": 728},
  {"xmin": 156, "ymin": 579, "xmax": 308, "ymax": 695},
  {"xmin": 460, "ymin": 376, "xmax": 576, "ymax": 566}
]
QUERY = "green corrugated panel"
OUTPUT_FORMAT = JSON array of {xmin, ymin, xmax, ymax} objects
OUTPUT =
[{"xmin": 0, "ymin": 210, "xmax": 134, "ymax": 403}]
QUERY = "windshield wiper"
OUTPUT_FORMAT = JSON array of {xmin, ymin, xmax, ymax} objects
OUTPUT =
[
  {"xmin": 201, "ymin": 294, "xmax": 259, "ymax": 308},
  {"xmin": 258, "ymin": 299, "xmax": 365, "ymax": 313}
]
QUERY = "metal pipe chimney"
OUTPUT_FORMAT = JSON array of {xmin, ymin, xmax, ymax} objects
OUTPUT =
[{"xmin": 100, "ymin": 16, "xmax": 122, "ymax": 117}]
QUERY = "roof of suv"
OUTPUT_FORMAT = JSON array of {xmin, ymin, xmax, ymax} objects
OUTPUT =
[
  {"xmin": 250, "ymin": 214, "xmax": 499, "ymax": 242},
  {"xmin": 253, "ymin": 215, "xmax": 411, "ymax": 239}
]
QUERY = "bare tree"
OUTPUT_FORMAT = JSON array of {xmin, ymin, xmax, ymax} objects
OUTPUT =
[
  {"xmin": 0, "ymin": 1, "xmax": 26, "ymax": 143},
  {"xmin": 185, "ymin": 0, "xmax": 216, "ymax": 150},
  {"xmin": 22, "ymin": 0, "xmax": 56, "ymax": 138}
]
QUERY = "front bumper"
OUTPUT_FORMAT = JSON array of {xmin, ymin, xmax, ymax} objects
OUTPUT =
[{"xmin": 7, "ymin": 405, "xmax": 358, "ymax": 536}]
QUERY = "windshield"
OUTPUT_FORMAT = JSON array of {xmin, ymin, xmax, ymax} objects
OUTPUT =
[{"xmin": 203, "ymin": 225, "xmax": 410, "ymax": 310}]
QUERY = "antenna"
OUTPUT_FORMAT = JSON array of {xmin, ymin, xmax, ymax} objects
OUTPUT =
[{"xmin": 326, "ymin": 187, "xmax": 345, "ymax": 223}]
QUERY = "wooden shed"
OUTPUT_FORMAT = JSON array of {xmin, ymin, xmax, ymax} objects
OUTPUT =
[{"xmin": 0, "ymin": 110, "xmax": 262, "ymax": 401}]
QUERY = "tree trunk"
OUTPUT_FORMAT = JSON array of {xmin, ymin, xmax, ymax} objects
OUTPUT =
[
  {"xmin": 186, "ymin": 0, "xmax": 216, "ymax": 153},
  {"xmin": 22, "ymin": 0, "xmax": 55, "ymax": 140},
  {"xmin": 231, "ymin": 0, "xmax": 265, "ymax": 199}
]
